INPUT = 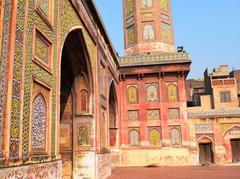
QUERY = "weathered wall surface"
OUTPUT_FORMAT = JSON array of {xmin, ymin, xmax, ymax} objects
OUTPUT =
[
  {"xmin": 0, "ymin": 160, "xmax": 62, "ymax": 179},
  {"xmin": 96, "ymin": 152, "xmax": 120, "ymax": 179},
  {"xmin": 121, "ymin": 148, "xmax": 192, "ymax": 166}
]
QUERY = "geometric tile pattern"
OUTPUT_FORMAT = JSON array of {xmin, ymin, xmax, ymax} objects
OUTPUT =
[
  {"xmin": 9, "ymin": 0, "xmax": 27, "ymax": 159},
  {"xmin": 0, "ymin": 0, "xmax": 13, "ymax": 159},
  {"xmin": 147, "ymin": 109, "xmax": 160, "ymax": 120},
  {"xmin": 188, "ymin": 108, "xmax": 240, "ymax": 119},
  {"xmin": 195, "ymin": 124, "xmax": 213, "ymax": 132}
]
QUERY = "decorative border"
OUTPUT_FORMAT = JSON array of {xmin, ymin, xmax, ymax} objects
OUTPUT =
[
  {"xmin": 188, "ymin": 108, "xmax": 240, "ymax": 119},
  {"xmin": 0, "ymin": 0, "xmax": 13, "ymax": 160},
  {"xmin": 9, "ymin": 0, "xmax": 27, "ymax": 159}
]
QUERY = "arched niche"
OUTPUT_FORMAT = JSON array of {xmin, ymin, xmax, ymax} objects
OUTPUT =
[{"xmin": 108, "ymin": 81, "xmax": 118, "ymax": 148}]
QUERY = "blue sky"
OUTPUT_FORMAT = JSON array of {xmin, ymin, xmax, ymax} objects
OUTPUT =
[{"xmin": 95, "ymin": 0, "xmax": 240, "ymax": 78}]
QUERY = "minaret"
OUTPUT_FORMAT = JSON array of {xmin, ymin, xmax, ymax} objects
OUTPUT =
[{"xmin": 123, "ymin": 0, "xmax": 175, "ymax": 56}]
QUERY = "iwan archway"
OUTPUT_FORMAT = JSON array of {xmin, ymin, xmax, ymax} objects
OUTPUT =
[{"xmin": 59, "ymin": 28, "xmax": 94, "ymax": 178}]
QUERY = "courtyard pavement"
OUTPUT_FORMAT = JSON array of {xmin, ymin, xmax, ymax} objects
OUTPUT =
[{"xmin": 107, "ymin": 166, "xmax": 240, "ymax": 179}]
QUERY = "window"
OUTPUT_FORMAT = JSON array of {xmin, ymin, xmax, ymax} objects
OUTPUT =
[
  {"xmin": 220, "ymin": 91, "xmax": 231, "ymax": 102},
  {"xmin": 167, "ymin": 83, "xmax": 178, "ymax": 102},
  {"xmin": 149, "ymin": 129, "xmax": 160, "ymax": 145},
  {"xmin": 143, "ymin": 24, "xmax": 155, "ymax": 40},
  {"xmin": 32, "ymin": 94, "xmax": 47, "ymax": 152},
  {"xmin": 129, "ymin": 129, "xmax": 139, "ymax": 146},
  {"xmin": 141, "ymin": 0, "xmax": 153, "ymax": 8}
]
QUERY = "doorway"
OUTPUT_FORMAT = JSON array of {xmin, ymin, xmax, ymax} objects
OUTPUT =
[
  {"xmin": 231, "ymin": 139, "xmax": 240, "ymax": 163},
  {"xmin": 199, "ymin": 143, "xmax": 214, "ymax": 165}
]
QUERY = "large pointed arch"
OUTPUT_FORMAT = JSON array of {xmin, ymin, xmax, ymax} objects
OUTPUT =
[{"xmin": 58, "ymin": 28, "xmax": 94, "ymax": 178}]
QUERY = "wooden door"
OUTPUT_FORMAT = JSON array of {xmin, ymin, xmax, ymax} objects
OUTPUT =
[
  {"xmin": 231, "ymin": 139, "xmax": 240, "ymax": 163},
  {"xmin": 199, "ymin": 143, "xmax": 213, "ymax": 165}
]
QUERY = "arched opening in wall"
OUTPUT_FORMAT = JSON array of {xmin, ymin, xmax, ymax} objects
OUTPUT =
[
  {"xmin": 198, "ymin": 136, "xmax": 214, "ymax": 165},
  {"xmin": 109, "ymin": 82, "xmax": 118, "ymax": 148},
  {"xmin": 223, "ymin": 126, "xmax": 240, "ymax": 163},
  {"xmin": 59, "ymin": 29, "xmax": 92, "ymax": 179}
]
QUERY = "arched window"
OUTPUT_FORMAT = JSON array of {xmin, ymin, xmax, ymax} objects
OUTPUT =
[
  {"xmin": 167, "ymin": 83, "xmax": 178, "ymax": 101},
  {"xmin": 171, "ymin": 128, "xmax": 181, "ymax": 146},
  {"xmin": 32, "ymin": 94, "xmax": 47, "ymax": 152},
  {"xmin": 129, "ymin": 129, "xmax": 139, "ymax": 146},
  {"xmin": 128, "ymin": 86, "xmax": 138, "ymax": 104},
  {"xmin": 149, "ymin": 129, "xmax": 160, "ymax": 145},
  {"xmin": 143, "ymin": 24, "xmax": 155, "ymax": 40},
  {"xmin": 126, "ymin": 0, "xmax": 134, "ymax": 15},
  {"xmin": 146, "ymin": 85, "xmax": 158, "ymax": 102},
  {"xmin": 141, "ymin": 0, "xmax": 153, "ymax": 8},
  {"xmin": 80, "ymin": 89, "xmax": 88, "ymax": 113}
]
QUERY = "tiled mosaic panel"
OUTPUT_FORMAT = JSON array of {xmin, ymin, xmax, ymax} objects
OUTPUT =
[
  {"xmin": 149, "ymin": 128, "xmax": 160, "ymax": 145},
  {"xmin": 127, "ymin": 25, "xmax": 135, "ymax": 45},
  {"xmin": 168, "ymin": 108, "xmax": 179, "ymax": 119},
  {"xmin": 170, "ymin": 127, "xmax": 181, "ymax": 146},
  {"xmin": 195, "ymin": 124, "xmax": 213, "ymax": 132},
  {"xmin": 147, "ymin": 109, "xmax": 160, "ymax": 120},
  {"xmin": 127, "ymin": 85, "xmax": 138, "ymax": 104},
  {"xmin": 141, "ymin": 0, "xmax": 153, "ymax": 8},
  {"xmin": 128, "ymin": 110, "xmax": 139, "ymax": 121},
  {"xmin": 167, "ymin": 83, "xmax": 178, "ymax": 102},
  {"xmin": 162, "ymin": 22, "xmax": 171, "ymax": 43},
  {"xmin": 21, "ymin": 0, "xmax": 59, "ymax": 157},
  {"xmin": 143, "ymin": 24, "xmax": 155, "ymax": 40},
  {"xmin": 32, "ymin": 95, "xmax": 46, "ymax": 152},
  {"xmin": 126, "ymin": 0, "xmax": 134, "ymax": 15},
  {"xmin": 0, "ymin": 0, "xmax": 14, "ymax": 158},
  {"xmin": 36, "ymin": 0, "xmax": 50, "ymax": 19},
  {"xmin": 35, "ymin": 31, "xmax": 51, "ymax": 65},
  {"xmin": 129, "ymin": 128, "xmax": 139, "ymax": 146},
  {"xmin": 160, "ymin": 0, "xmax": 169, "ymax": 11},
  {"xmin": 146, "ymin": 83, "xmax": 158, "ymax": 102},
  {"xmin": 77, "ymin": 124, "xmax": 90, "ymax": 146}
]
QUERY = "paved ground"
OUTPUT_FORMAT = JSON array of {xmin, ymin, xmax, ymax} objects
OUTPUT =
[{"xmin": 107, "ymin": 166, "xmax": 240, "ymax": 179}]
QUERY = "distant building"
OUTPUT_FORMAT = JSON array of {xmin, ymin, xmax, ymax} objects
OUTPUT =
[{"xmin": 188, "ymin": 65, "xmax": 240, "ymax": 165}]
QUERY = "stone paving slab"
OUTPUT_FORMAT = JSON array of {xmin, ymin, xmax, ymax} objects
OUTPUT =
[{"xmin": 108, "ymin": 166, "xmax": 240, "ymax": 179}]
